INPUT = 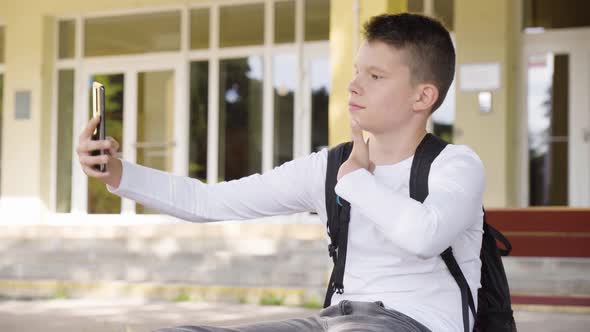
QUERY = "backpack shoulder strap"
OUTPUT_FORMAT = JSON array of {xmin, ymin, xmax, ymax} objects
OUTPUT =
[
  {"xmin": 409, "ymin": 133, "xmax": 475, "ymax": 332},
  {"xmin": 323, "ymin": 141, "xmax": 353, "ymax": 308},
  {"xmin": 409, "ymin": 133, "xmax": 448, "ymax": 202}
]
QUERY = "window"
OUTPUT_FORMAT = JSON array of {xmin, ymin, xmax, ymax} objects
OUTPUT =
[
  {"xmin": 218, "ymin": 57, "xmax": 263, "ymax": 181},
  {"xmin": 220, "ymin": 4, "xmax": 265, "ymax": 47},
  {"xmin": 56, "ymin": 2, "xmax": 331, "ymax": 216},
  {"xmin": 524, "ymin": 0, "xmax": 590, "ymax": 30},
  {"xmin": 136, "ymin": 70, "xmax": 175, "ymax": 214},
  {"xmin": 434, "ymin": 0, "xmax": 454, "ymax": 31},
  {"xmin": 527, "ymin": 54, "xmax": 569, "ymax": 205},
  {"xmin": 87, "ymin": 74, "xmax": 124, "ymax": 214},
  {"xmin": 84, "ymin": 11, "xmax": 181, "ymax": 56},
  {"xmin": 189, "ymin": 61, "xmax": 209, "ymax": 181},
  {"xmin": 273, "ymin": 54, "xmax": 296, "ymax": 166},
  {"xmin": 309, "ymin": 57, "xmax": 330, "ymax": 152},
  {"xmin": 56, "ymin": 70, "xmax": 75, "ymax": 212},
  {"xmin": 275, "ymin": 0, "xmax": 295, "ymax": 44},
  {"xmin": 406, "ymin": 0, "xmax": 455, "ymax": 31},
  {"xmin": 190, "ymin": 8, "xmax": 210, "ymax": 50},
  {"xmin": 305, "ymin": 0, "xmax": 330, "ymax": 41},
  {"xmin": 0, "ymin": 26, "xmax": 4, "ymax": 63},
  {"xmin": 58, "ymin": 20, "xmax": 75, "ymax": 59}
]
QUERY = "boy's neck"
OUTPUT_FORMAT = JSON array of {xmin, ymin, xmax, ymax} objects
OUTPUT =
[{"xmin": 368, "ymin": 124, "xmax": 428, "ymax": 166}]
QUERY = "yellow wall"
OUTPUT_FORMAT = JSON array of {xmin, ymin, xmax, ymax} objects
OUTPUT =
[{"xmin": 454, "ymin": 0, "xmax": 521, "ymax": 207}]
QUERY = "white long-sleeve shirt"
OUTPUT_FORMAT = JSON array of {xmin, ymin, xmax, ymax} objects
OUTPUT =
[{"xmin": 107, "ymin": 143, "xmax": 485, "ymax": 331}]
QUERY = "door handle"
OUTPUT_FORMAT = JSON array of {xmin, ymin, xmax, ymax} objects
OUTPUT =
[{"xmin": 133, "ymin": 141, "xmax": 176, "ymax": 149}]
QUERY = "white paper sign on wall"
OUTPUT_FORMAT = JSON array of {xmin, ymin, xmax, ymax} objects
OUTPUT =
[{"xmin": 459, "ymin": 63, "xmax": 501, "ymax": 92}]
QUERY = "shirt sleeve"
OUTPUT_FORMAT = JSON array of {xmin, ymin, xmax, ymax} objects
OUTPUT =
[
  {"xmin": 334, "ymin": 146, "xmax": 485, "ymax": 259},
  {"xmin": 106, "ymin": 149, "xmax": 327, "ymax": 222}
]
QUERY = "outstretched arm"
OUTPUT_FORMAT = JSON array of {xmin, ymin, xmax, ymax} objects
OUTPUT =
[{"xmin": 106, "ymin": 149, "xmax": 327, "ymax": 222}]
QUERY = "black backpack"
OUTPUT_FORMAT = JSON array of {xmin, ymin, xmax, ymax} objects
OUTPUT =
[{"xmin": 323, "ymin": 133, "xmax": 517, "ymax": 332}]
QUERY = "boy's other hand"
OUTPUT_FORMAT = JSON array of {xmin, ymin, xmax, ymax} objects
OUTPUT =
[
  {"xmin": 337, "ymin": 119, "xmax": 375, "ymax": 181},
  {"xmin": 76, "ymin": 115, "xmax": 123, "ymax": 189}
]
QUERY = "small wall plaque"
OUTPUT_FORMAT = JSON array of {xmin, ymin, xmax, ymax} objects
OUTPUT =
[{"xmin": 15, "ymin": 90, "xmax": 31, "ymax": 120}]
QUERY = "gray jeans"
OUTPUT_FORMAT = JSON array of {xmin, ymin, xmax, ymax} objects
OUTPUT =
[{"xmin": 153, "ymin": 300, "xmax": 432, "ymax": 332}]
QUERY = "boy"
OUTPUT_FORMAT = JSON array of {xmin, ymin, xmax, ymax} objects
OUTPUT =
[{"xmin": 77, "ymin": 13, "xmax": 484, "ymax": 332}]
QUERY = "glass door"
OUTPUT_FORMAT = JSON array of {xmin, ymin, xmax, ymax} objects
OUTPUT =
[
  {"xmin": 523, "ymin": 29, "xmax": 590, "ymax": 207},
  {"xmin": 301, "ymin": 46, "xmax": 330, "ymax": 157},
  {"xmin": 74, "ymin": 60, "xmax": 183, "ymax": 214},
  {"xmin": 135, "ymin": 69, "xmax": 176, "ymax": 214},
  {"xmin": 86, "ymin": 72, "xmax": 125, "ymax": 214}
]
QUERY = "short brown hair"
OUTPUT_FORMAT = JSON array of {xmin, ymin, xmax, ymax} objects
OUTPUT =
[{"xmin": 363, "ymin": 13, "xmax": 455, "ymax": 113}]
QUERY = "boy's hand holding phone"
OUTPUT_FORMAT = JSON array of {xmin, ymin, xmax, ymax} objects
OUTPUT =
[
  {"xmin": 76, "ymin": 81, "xmax": 123, "ymax": 189},
  {"xmin": 76, "ymin": 115, "xmax": 122, "ymax": 189}
]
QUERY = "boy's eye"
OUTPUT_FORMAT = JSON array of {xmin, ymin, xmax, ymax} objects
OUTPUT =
[{"xmin": 371, "ymin": 74, "xmax": 382, "ymax": 80}]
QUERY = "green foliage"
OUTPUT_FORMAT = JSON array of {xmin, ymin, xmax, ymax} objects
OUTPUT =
[
  {"xmin": 173, "ymin": 292, "xmax": 191, "ymax": 302},
  {"xmin": 259, "ymin": 293, "xmax": 285, "ymax": 306},
  {"xmin": 301, "ymin": 297, "xmax": 323, "ymax": 309},
  {"xmin": 51, "ymin": 288, "xmax": 69, "ymax": 300}
]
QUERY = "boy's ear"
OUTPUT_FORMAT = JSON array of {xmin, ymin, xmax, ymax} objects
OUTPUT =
[{"xmin": 412, "ymin": 84, "xmax": 439, "ymax": 113}]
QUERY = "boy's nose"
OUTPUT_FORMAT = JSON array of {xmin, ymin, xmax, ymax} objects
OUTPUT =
[{"xmin": 347, "ymin": 80, "xmax": 362, "ymax": 95}]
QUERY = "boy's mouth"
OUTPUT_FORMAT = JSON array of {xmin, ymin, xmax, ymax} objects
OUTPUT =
[{"xmin": 348, "ymin": 102, "xmax": 366, "ymax": 112}]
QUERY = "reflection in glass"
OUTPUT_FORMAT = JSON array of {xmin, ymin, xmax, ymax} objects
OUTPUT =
[
  {"xmin": 84, "ymin": 12, "xmax": 181, "ymax": 56},
  {"xmin": 305, "ymin": 0, "xmax": 330, "ymax": 41},
  {"xmin": 190, "ymin": 8, "xmax": 210, "ymax": 49},
  {"xmin": 432, "ymin": 79, "xmax": 456, "ymax": 143},
  {"xmin": 310, "ymin": 57, "xmax": 330, "ymax": 153},
  {"xmin": 273, "ymin": 54, "xmax": 296, "ymax": 167},
  {"xmin": 87, "ymin": 74, "xmax": 124, "ymax": 214},
  {"xmin": 136, "ymin": 70, "xmax": 175, "ymax": 214},
  {"xmin": 527, "ymin": 54, "xmax": 568, "ymax": 206},
  {"xmin": 219, "ymin": 57, "xmax": 263, "ymax": 181},
  {"xmin": 275, "ymin": 0, "xmax": 295, "ymax": 44},
  {"xmin": 189, "ymin": 61, "xmax": 209, "ymax": 181},
  {"xmin": 58, "ymin": 20, "xmax": 76, "ymax": 59},
  {"xmin": 220, "ymin": 4, "xmax": 264, "ymax": 47},
  {"xmin": 56, "ymin": 70, "xmax": 74, "ymax": 212}
]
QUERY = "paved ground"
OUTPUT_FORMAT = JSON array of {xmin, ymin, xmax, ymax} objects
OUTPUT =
[{"xmin": 0, "ymin": 299, "xmax": 589, "ymax": 332}]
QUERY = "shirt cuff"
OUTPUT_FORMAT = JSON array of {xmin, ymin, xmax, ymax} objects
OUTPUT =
[
  {"xmin": 334, "ymin": 168, "xmax": 374, "ymax": 202},
  {"xmin": 106, "ymin": 158, "xmax": 128, "ymax": 194}
]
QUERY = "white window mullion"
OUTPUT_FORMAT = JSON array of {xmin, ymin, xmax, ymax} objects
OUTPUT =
[
  {"xmin": 175, "ymin": 7, "xmax": 190, "ymax": 178},
  {"xmin": 207, "ymin": 4, "xmax": 220, "ymax": 184},
  {"xmin": 72, "ymin": 68, "xmax": 88, "ymax": 214},
  {"xmin": 71, "ymin": 15, "xmax": 86, "ymax": 214},
  {"xmin": 262, "ymin": 0, "xmax": 274, "ymax": 173},
  {"xmin": 569, "ymin": 51, "xmax": 590, "ymax": 205},
  {"xmin": 50, "ymin": 18, "xmax": 61, "ymax": 213},
  {"xmin": 121, "ymin": 69, "xmax": 137, "ymax": 214},
  {"xmin": 294, "ymin": 0, "xmax": 305, "ymax": 158},
  {"xmin": 174, "ymin": 63, "xmax": 189, "ymax": 177}
]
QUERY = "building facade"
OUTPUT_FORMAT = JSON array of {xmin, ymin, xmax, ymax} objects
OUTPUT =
[{"xmin": 0, "ymin": 0, "xmax": 589, "ymax": 225}]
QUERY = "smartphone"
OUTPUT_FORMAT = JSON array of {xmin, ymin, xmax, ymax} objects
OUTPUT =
[{"xmin": 91, "ymin": 81, "xmax": 107, "ymax": 172}]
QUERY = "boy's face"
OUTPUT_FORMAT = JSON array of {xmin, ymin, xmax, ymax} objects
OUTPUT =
[{"xmin": 348, "ymin": 40, "xmax": 421, "ymax": 134}]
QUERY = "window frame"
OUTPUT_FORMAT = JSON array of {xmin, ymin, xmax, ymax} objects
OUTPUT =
[{"xmin": 51, "ymin": 0, "xmax": 330, "ymax": 223}]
